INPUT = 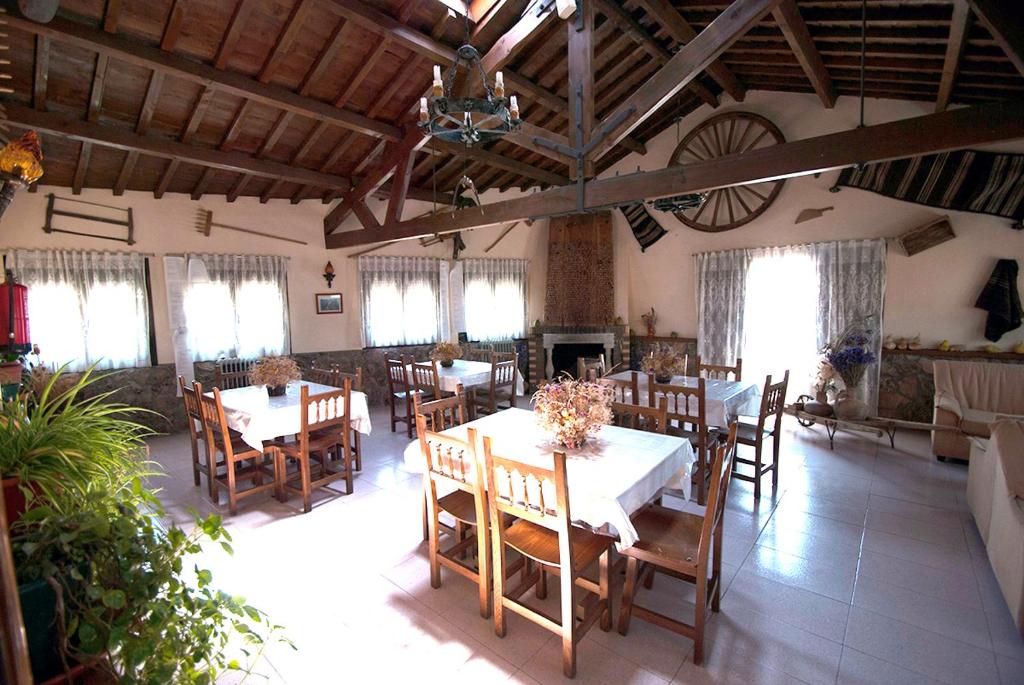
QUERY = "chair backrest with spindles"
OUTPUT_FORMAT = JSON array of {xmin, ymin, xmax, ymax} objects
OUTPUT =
[
  {"xmin": 414, "ymin": 384, "xmax": 466, "ymax": 432},
  {"xmin": 178, "ymin": 375, "xmax": 203, "ymax": 436},
  {"xmin": 337, "ymin": 367, "xmax": 363, "ymax": 392},
  {"xmin": 600, "ymin": 372, "xmax": 638, "ymax": 404},
  {"xmin": 755, "ymin": 371, "xmax": 789, "ymax": 435},
  {"xmin": 577, "ymin": 354, "xmax": 606, "ymax": 381},
  {"xmin": 612, "ymin": 398, "xmax": 669, "ymax": 434},
  {"xmin": 648, "ymin": 375, "xmax": 707, "ymax": 431},
  {"xmin": 297, "ymin": 378, "xmax": 352, "ymax": 452},
  {"xmin": 698, "ymin": 423, "xmax": 738, "ymax": 567},
  {"xmin": 198, "ymin": 388, "xmax": 241, "ymax": 460},
  {"xmin": 386, "ymin": 358, "xmax": 410, "ymax": 396},
  {"xmin": 305, "ymin": 362, "xmax": 338, "ymax": 387},
  {"xmin": 490, "ymin": 353, "xmax": 518, "ymax": 394},
  {"xmin": 411, "ymin": 359, "xmax": 442, "ymax": 398},
  {"xmin": 483, "ymin": 438, "xmax": 573, "ymax": 572},
  {"xmin": 696, "ymin": 355, "xmax": 742, "ymax": 382},
  {"xmin": 465, "ymin": 345, "xmax": 494, "ymax": 363},
  {"xmin": 214, "ymin": 357, "xmax": 254, "ymax": 390}
]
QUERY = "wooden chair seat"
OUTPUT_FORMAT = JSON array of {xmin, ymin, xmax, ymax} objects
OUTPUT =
[
  {"xmin": 629, "ymin": 506, "xmax": 704, "ymax": 573},
  {"xmin": 504, "ymin": 520, "xmax": 611, "ymax": 573},
  {"xmin": 438, "ymin": 489, "xmax": 479, "ymax": 525},
  {"xmin": 734, "ymin": 421, "xmax": 773, "ymax": 443}
]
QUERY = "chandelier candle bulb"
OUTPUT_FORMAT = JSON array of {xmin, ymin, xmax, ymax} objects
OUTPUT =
[
  {"xmin": 419, "ymin": 97, "xmax": 429, "ymax": 123},
  {"xmin": 432, "ymin": 65, "xmax": 443, "ymax": 96},
  {"xmin": 510, "ymin": 95, "xmax": 519, "ymax": 119},
  {"xmin": 495, "ymin": 71, "xmax": 504, "ymax": 97}
]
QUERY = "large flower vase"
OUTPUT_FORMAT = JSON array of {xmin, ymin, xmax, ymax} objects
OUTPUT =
[{"xmin": 833, "ymin": 387, "xmax": 868, "ymax": 421}]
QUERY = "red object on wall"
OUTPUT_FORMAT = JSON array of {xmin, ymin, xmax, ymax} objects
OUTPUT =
[{"xmin": 0, "ymin": 270, "xmax": 30, "ymax": 353}]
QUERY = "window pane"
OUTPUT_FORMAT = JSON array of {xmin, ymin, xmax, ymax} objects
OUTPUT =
[
  {"xmin": 236, "ymin": 281, "xmax": 286, "ymax": 357},
  {"xmin": 185, "ymin": 282, "xmax": 236, "ymax": 360},
  {"xmin": 84, "ymin": 283, "xmax": 147, "ymax": 369},
  {"xmin": 402, "ymin": 281, "xmax": 439, "ymax": 345},
  {"xmin": 366, "ymin": 282, "xmax": 404, "ymax": 347},
  {"xmin": 26, "ymin": 283, "xmax": 86, "ymax": 370}
]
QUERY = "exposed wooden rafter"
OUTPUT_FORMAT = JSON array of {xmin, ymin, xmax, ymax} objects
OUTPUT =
[
  {"xmin": 215, "ymin": 0, "xmax": 255, "ymax": 70},
  {"xmin": 569, "ymin": 0, "xmax": 596, "ymax": 178},
  {"xmin": 591, "ymin": 0, "xmax": 782, "ymax": 161},
  {"xmin": 771, "ymin": 0, "xmax": 836, "ymax": 108},
  {"xmin": 936, "ymin": 0, "xmax": 971, "ymax": 112},
  {"xmin": 327, "ymin": 99, "xmax": 1024, "ymax": 247},
  {"xmin": 103, "ymin": 0, "xmax": 123, "ymax": 34},
  {"xmin": 32, "ymin": 35, "xmax": 48, "ymax": 110},
  {"xmin": 966, "ymin": 0, "xmax": 1024, "ymax": 77},
  {"xmin": 114, "ymin": 70, "xmax": 166, "ymax": 195},
  {"xmin": 385, "ymin": 150, "xmax": 416, "ymax": 224},
  {"xmin": 160, "ymin": 0, "xmax": 185, "ymax": 51},
  {"xmin": 260, "ymin": 0, "xmax": 313, "ymax": 83}
]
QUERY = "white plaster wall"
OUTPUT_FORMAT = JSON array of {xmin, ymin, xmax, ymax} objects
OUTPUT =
[{"xmin": 602, "ymin": 91, "xmax": 1024, "ymax": 349}]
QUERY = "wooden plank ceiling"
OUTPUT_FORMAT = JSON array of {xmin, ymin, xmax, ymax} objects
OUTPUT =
[{"xmin": 2, "ymin": 0, "xmax": 1021, "ymax": 205}]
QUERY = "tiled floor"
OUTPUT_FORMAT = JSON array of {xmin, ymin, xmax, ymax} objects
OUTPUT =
[{"xmin": 148, "ymin": 409, "xmax": 1024, "ymax": 684}]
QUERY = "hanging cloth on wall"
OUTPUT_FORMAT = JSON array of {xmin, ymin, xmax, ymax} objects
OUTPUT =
[
  {"xmin": 975, "ymin": 259, "xmax": 1022, "ymax": 342},
  {"xmin": 619, "ymin": 203, "xmax": 667, "ymax": 251},
  {"xmin": 830, "ymin": 150, "xmax": 1024, "ymax": 228}
]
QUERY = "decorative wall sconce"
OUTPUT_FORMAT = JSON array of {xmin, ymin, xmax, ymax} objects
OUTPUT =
[{"xmin": 323, "ymin": 261, "xmax": 335, "ymax": 289}]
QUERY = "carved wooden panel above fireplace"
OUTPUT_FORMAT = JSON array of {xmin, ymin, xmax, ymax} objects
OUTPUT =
[{"xmin": 544, "ymin": 211, "xmax": 614, "ymax": 326}]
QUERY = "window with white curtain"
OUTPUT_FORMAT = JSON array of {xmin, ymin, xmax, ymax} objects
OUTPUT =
[
  {"xmin": 180, "ymin": 254, "xmax": 290, "ymax": 361},
  {"xmin": 463, "ymin": 258, "xmax": 528, "ymax": 341},
  {"xmin": 359, "ymin": 256, "xmax": 442, "ymax": 347},
  {"xmin": 6, "ymin": 249, "xmax": 151, "ymax": 371}
]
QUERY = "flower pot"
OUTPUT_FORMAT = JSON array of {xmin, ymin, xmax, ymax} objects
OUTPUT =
[
  {"xmin": 0, "ymin": 360, "xmax": 22, "ymax": 385},
  {"xmin": 19, "ymin": 578, "xmax": 63, "ymax": 682},
  {"xmin": 654, "ymin": 373, "xmax": 672, "ymax": 384},
  {"xmin": 834, "ymin": 390, "xmax": 868, "ymax": 421},
  {"xmin": 2, "ymin": 474, "xmax": 27, "ymax": 527},
  {"xmin": 440, "ymin": 359, "xmax": 455, "ymax": 368},
  {"xmin": 267, "ymin": 384, "xmax": 287, "ymax": 397}
]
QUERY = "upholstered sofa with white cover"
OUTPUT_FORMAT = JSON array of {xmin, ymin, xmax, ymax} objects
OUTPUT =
[
  {"xmin": 967, "ymin": 420, "xmax": 1024, "ymax": 635},
  {"xmin": 932, "ymin": 360, "xmax": 1024, "ymax": 461}
]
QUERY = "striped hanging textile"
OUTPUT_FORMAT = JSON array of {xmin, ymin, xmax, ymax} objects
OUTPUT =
[
  {"xmin": 831, "ymin": 150, "xmax": 1024, "ymax": 228},
  {"xmin": 619, "ymin": 203, "xmax": 667, "ymax": 251}
]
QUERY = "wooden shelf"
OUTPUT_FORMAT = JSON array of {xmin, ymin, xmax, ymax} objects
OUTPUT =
[{"xmin": 883, "ymin": 347, "xmax": 1024, "ymax": 361}]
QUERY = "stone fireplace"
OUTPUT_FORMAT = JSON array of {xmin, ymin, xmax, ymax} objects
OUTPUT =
[{"xmin": 542, "ymin": 332, "xmax": 615, "ymax": 379}]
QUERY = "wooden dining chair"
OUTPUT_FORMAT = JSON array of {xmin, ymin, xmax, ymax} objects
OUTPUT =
[
  {"xmin": 415, "ymin": 414, "xmax": 493, "ymax": 617},
  {"xmin": 484, "ymin": 438, "xmax": 613, "ymax": 679},
  {"xmin": 465, "ymin": 345, "xmax": 495, "ymax": 362},
  {"xmin": 414, "ymin": 386, "xmax": 468, "ymax": 542},
  {"xmin": 471, "ymin": 352, "xmax": 518, "ymax": 417},
  {"xmin": 612, "ymin": 398, "xmax": 669, "ymax": 434},
  {"xmin": 599, "ymin": 371, "xmax": 639, "ymax": 404},
  {"xmin": 305, "ymin": 361, "xmax": 339, "ymax": 387},
  {"xmin": 649, "ymin": 375, "xmax": 712, "ymax": 505},
  {"xmin": 214, "ymin": 357, "xmax": 254, "ymax": 389},
  {"xmin": 271, "ymin": 379, "xmax": 354, "ymax": 513},
  {"xmin": 733, "ymin": 371, "xmax": 789, "ymax": 499},
  {"xmin": 337, "ymin": 367, "xmax": 364, "ymax": 470},
  {"xmin": 198, "ymin": 388, "xmax": 280, "ymax": 515},
  {"xmin": 386, "ymin": 357, "xmax": 415, "ymax": 438},
  {"xmin": 576, "ymin": 354, "xmax": 606, "ymax": 381},
  {"xmin": 178, "ymin": 376, "xmax": 220, "ymax": 499},
  {"xmin": 617, "ymin": 424, "xmax": 738, "ymax": 666},
  {"xmin": 411, "ymin": 358, "xmax": 443, "ymax": 402},
  {"xmin": 696, "ymin": 355, "xmax": 742, "ymax": 382}
]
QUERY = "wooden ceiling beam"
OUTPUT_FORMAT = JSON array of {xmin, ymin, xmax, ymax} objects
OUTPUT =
[
  {"xmin": 327, "ymin": 98, "xmax": 1024, "ymax": 247},
  {"xmin": 936, "ymin": 0, "xmax": 971, "ymax": 112},
  {"xmin": 593, "ymin": 0, "xmax": 718, "ymax": 107},
  {"xmin": 772, "ymin": 0, "xmax": 836, "ymax": 108},
  {"xmin": 633, "ymin": 0, "xmax": 746, "ymax": 102},
  {"xmin": 591, "ymin": 0, "xmax": 781, "ymax": 161},
  {"xmin": 259, "ymin": 0, "xmax": 312, "ymax": 83},
  {"xmin": 214, "ymin": 0, "xmax": 255, "ymax": 69},
  {"xmin": 33, "ymin": 35, "xmax": 48, "ymax": 110},
  {"xmin": 114, "ymin": 70, "xmax": 166, "ymax": 195},
  {"xmin": 5, "ymin": 13, "xmax": 402, "ymax": 142},
  {"xmin": 335, "ymin": 39, "xmax": 391, "ymax": 109},
  {"xmin": 103, "ymin": 0, "xmax": 123, "ymax": 34},
  {"xmin": 161, "ymin": 0, "xmax": 186, "ymax": 51},
  {"xmin": 298, "ymin": 19, "xmax": 349, "ymax": 96},
  {"xmin": 569, "ymin": 0, "xmax": 596, "ymax": 178},
  {"xmin": 966, "ymin": 0, "xmax": 1024, "ymax": 77},
  {"xmin": 86, "ymin": 54, "xmax": 109, "ymax": 122},
  {"xmin": 72, "ymin": 142, "xmax": 92, "ymax": 195},
  {"xmin": 385, "ymin": 150, "xmax": 416, "ymax": 223},
  {"xmin": 437, "ymin": 141, "xmax": 570, "ymax": 185},
  {"xmin": 155, "ymin": 159, "xmax": 179, "ymax": 199},
  {"xmin": 1, "ymin": 104, "xmax": 353, "ymax": 192},
  {"xmin": 180, "ymin": 85, "xmax": 216, "ymax": 145}
]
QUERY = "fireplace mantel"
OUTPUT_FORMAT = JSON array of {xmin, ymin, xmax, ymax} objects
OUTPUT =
[{"xmin": 541, "ymin": 332, "xmax": 616, "ymax": 380}]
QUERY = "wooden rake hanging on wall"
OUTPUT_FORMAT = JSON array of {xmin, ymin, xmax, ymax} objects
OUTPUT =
[{"xmin": 195, "ymin": 209, "xmax": 308, "ymax": 246}]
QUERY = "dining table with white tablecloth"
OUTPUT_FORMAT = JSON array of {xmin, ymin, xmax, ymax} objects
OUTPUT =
[
  {"xmin": 211, "ymin": 381, "xmax": 372, "ymax": 451},
  {"xmin": 604, "ymin": 371, "xmax": 760, "ymax": 427},
  {"xmin": 402, "ymin": 407, "xmax": 695, "ymax": 550},
  {"xmin": 404, "ymin": 358, "xmax": 526, "ymax": 396}
]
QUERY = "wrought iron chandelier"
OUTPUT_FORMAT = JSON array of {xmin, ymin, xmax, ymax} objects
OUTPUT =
[
  {"xmin": 418, "ymin": 1, "xmax": 521, "ymax": 146},
  {"xmin": 651, "ymin": 193, "xmax": 706, "ymax": 213}
]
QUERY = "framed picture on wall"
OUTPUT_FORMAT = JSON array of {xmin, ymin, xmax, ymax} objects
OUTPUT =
[{"xmin": 315, "ymin": 293, "xmax": 342, "ymax": 314}]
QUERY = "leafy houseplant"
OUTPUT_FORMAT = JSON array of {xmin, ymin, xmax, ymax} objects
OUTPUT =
[
  {"xmin": 533, "ymin": 376, "xmax": 613, "ymax": 449},
  {"xmin": 430, "ymin": 341, "xmax": 463, "ymax": 368},
  {"xmin": 642, "ymin": 344, "xmax": 686, "ymax": 383},
  {"xmin": 0, "ymin": 364, "xmax": 152, "ymax": 527},
  {"xmin": 12, "ymin": 487, "xmax": 288, "ymax": 683},
  {"xmin": 249, "ymin": 356, "xmax": 301, "ymax": 397}
]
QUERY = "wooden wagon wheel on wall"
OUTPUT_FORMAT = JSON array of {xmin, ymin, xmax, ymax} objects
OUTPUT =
[{"xmin": 668, "ymin": 112, "xmax": 787, "ymax": 232}]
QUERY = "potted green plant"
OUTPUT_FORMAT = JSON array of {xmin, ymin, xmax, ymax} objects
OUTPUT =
[
  {"xmin": 12, "ymin": 486, "xmax": 289, "ymax": 683},
  {"xmin": 1, "ymin": 364, "xmax": 151, "ymax": 527},
  {"xmin": 249, "ymin": 356, "xmax": 301, "ymax": 397}
]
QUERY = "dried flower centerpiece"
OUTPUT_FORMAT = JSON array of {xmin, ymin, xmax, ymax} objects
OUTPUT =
[
  {"xmin": 431, "ymin": 341, "xmax": 462, "ymax": 368},
  {"xmin": 642, "ymin": 344, "xmax": 686, "ymax": 383},
  {"xmin": 250, "ymin": 356, "xmax": 301, "ymax": 397},
  {"xmin": 533, "ymin": 376, "xmax": 613, "ymax": 449}
]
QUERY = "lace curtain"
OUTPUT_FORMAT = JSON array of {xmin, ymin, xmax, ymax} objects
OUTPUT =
[
  {"xmin": 178, "ymin": 253, "xmax": 290, "ymax": 362},
  {"xmin": 695, "ymin": 248, "xmax": 750, "ymax": 367},
  {"xmin": 7, "ymin": 249, "xmax": 150, "ymax": 371},
  {"xmin": 359, "ymin": 256, "xmax": 443, "ymax": 347},
  {"xmin": 463, "ymin": 258, "xmax": 529, "ymax": 341}
]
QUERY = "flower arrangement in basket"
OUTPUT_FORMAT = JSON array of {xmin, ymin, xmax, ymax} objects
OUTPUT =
[
  {"xmin": 532, "ymin": 376, "xmax": 613, "ymax": 449},
  {"xmin": 430, "ymin": 341, "xmax": 463, "ymax": 368},
  {"xmin": 820, "ymin": 317, "xmax": 877, "ymax": 420},
  {"xmin": 641, "ymin": 344, "xmax": 686, "ymax": 383},
  {"xmin": 250, "ymin": 356, "xmax": 301, "ymax": 397}
]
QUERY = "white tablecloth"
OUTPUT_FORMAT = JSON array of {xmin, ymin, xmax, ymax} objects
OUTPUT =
[
  {"xmin": 405, "ymin": 359, "xmax": 526, "ymax": 396},
  {"xmin": 605, "ymin": 371, "xmax": 759, "ymax": 427},
  {"xmin": 213, "ymin": 381, "xmax": 372, "ymax": 451},
  {"xmin": 403, "ymin": 408, "xmax": 695, "ymax": 549}
]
